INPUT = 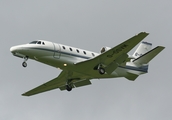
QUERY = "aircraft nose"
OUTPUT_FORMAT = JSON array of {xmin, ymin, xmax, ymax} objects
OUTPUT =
[
  {"xmin": 10, "ymin": 45, "xmax": 22, "ymax": 53},
  {"xmin": 10, "ymin": 46, "xmax": 18, "ymax": 53}
]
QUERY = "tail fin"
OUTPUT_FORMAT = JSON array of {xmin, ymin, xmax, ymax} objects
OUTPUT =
[
  {"xmin": 132, "ymin": 41, "xmax": 152, "ymax": 58},
  {"xmin": 125, "ymin": 42, "xmax": 165, "ymax": 81}
]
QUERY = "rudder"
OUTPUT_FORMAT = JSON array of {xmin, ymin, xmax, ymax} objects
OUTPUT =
[{"xmin": 133, "ymin": 41, "xmax": 152, "ymax": 58}]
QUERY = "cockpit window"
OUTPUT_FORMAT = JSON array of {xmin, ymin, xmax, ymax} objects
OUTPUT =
[
  {"xmin": 29, "ymin": 41, "xmax": 38, "ymax": 44},
  {"xmin": 37, "ymin": 41, "xmax": 41, "ymax": 44},
  {"xmin": 29, "ymin": 41, "xmax": 45, "ymax": 45}
]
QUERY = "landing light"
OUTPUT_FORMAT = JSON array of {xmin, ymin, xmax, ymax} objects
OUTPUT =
[{"xmin": 64, "ymin": 64, "xmax": 67, "ymax": 67}]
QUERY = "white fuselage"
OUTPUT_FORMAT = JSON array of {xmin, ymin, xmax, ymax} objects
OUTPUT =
[{"xmin": 10, "ymin": 40, "xmax": 146, "ymax": 79}]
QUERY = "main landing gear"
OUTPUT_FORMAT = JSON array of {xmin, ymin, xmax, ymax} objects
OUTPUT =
[
  {"xmin": 98, "ymin": 67, "xmax": 105, "ymax": 75},
  {"xmin": 66, "ymin": 84, "xmax": 72, "ymax": 91},
  {"xmin": 22, "ymin": 56, "xmax": 28, "ymax": 67},
  {"xmin": 97, "ymin": 64, "xmax": 106, "ymax": 75},
  {"xmin": 66, "ymin": 80, "xmax": 73, "ymax": 91}
]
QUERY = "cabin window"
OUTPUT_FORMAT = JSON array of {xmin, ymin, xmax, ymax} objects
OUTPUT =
[
  {"xmin": 62, "ymin": 46, "xmax": 65, "ymax": 49},
  {"xmin": 76, "ymin": 49, "xmax": 79, "ymax": 53},
  {"xmin": 92, "ymin": 53, "xmax": 95, "ymax": 56},
  {"xmin": 69, "ymin": 48, "xmax": 73, "ymax": 51},
  {"xmin": 83, "ymin": 51, "xmax": 86, "ymax": 54},
  {"xmin": 42, "ymin": 42, "xmax": 45, "ymax": 45}
]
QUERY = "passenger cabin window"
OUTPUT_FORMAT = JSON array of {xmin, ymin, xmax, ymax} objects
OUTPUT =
[
  {"xmin": 92, "ymin": 53, "xmax": 95, "ymax": 56},
  {"xmin": 62, "ymin": 46, "xmax": 65, "ymax": 49},
  {"xmin": 76, "ymin": 49, "xmax": 79, "ymax": 53},
  {"xmin": 83, "ymin": 51, "xmax": 86, "ymax": 54},
  {"xmin": 42, "ymin": 42, "xmax": 45, "ymax": 45},
  {"xmin": 69, "ymin": 48, "xmax": 72, "ymax": 51}
]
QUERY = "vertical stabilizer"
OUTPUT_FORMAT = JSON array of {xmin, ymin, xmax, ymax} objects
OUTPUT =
[{"xmin": 133, "ymin": 42, "xmax": 152, "ymax": 58}]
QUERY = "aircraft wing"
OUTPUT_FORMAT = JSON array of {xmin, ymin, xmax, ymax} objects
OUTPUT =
[
  {"xmin": 76, "ymin": 32, "xmax": 149, "ymax": 73},
  {"xmin": 22, "ymin": 70, "xmax": 92, "ymax": 96}
]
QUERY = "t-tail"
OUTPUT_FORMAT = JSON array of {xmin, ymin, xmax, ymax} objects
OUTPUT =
[
  {"xmin": 132, "ymin": 41, "xmax": 152, "ymax": 59},
  {"xmin": 125, "ymin": 41, "xmax": 165, "ymax": 81}
]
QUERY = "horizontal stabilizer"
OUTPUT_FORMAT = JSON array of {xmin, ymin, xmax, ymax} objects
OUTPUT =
[{"xmin": 133, "ymin": 46, "xmax": 165, "ymax": 65}]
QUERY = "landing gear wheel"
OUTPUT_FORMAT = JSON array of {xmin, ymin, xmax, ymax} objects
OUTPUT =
[
  {"xmin": 99, "ymin": 67, "xmax": 105, "ymax": 75},
  {"xmin": 66, "ymin": 85, "xmax": 72, "ymax": 91},
  {"xmin": 22, "ymin": 62, "xmax": 27, "ymax": 67},
  {"xmin": 22, "ymin": 56, "xmax": 28, "ymax": 68}
]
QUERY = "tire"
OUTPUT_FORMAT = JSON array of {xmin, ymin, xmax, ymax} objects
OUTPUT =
[
  {"xmin": 66, "ymin": 85, "xmax": 72, "ymax": 91},
  {"xmin": 99, "ymin": 67, "xmax": 105, "ymax": 75},
  {"xmin": 22, "ymin": 62, "xmax": 27, "ymax": 67}
]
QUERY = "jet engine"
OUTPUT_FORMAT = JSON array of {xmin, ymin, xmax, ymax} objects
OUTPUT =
[{"xmin": 100, "ymin": 47, "xmax": 111, "ymax": 53}]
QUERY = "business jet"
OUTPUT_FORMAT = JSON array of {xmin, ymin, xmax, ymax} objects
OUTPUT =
[{"xmin": 10, "ymin": 32, "xmax": 165, "ymax": 96}]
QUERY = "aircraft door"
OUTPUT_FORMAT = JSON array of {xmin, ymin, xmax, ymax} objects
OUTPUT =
[{"xmin": 53, "ymin": 43, "xmax": 61, "ymax": 59}]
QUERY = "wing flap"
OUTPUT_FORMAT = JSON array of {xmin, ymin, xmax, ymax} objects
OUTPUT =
[
  {"xmin": 105, "ymin": 53, "xmax": 128, "ymax": 74},
  {"xmin": 59, "ymin": 79, "xmax": 92, "ymax": 91},
  {"xmin": 74, "ymin": 79, "xmax": 91, "ymax": 88}
]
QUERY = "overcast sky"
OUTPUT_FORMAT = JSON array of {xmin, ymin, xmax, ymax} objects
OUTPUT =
[{"xmin": 0, "ymin": 0, "xmax": 171, "ymax": 120}]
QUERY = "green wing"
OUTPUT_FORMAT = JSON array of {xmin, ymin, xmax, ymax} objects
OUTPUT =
[
  {"xmin": 22, "ymin": 70, "xmax": 92, "ymax": 96},
  {"xmin": 76, "ymin": 32, "xmax": 149, "ymax": 73}
]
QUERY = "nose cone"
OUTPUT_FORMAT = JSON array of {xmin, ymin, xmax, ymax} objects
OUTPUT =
[
  {"xmin": 10, "ymin": 46, "xmax": 18, "ymax": 53},
  {"xmin": 10, "ymin": 45, "xmax": 27, "ymax": 58},
  {"xmin": 10, "ymin": 47, "xmax": 16, "ymax": 53},
  {"xmin": 10, "ymin": 45, "xmax": 23, "ymax": 54}
]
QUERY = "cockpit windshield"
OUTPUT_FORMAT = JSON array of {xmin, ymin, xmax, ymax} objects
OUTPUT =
[
  {"xmin": 29, "ymin": 41, "xmax": 45, "ymax": 45},
  {"xmin": 29, "ymin": 41, "xmax": 38, "ymax": 44}
]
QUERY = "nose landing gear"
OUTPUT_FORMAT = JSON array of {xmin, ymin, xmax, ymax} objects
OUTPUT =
[
  {"xmin": 22, "ymin": 56, "xmax": 28, "ymax": 67},
  {"xmin": 22, "ymin": 62, "xmax": 27, "ymax": 67}
]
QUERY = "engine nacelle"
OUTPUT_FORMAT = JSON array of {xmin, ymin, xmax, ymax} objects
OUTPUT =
[{"xmin": 100, "ymin": 46, "xmax": 111, "ymax": 53}]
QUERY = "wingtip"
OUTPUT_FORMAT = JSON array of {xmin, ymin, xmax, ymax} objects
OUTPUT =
[
  {"xmin": 158, "ymin": 46, "xmax": 165, "ymax": 50},
  {"xmin": 140, "ymin": 32, "xmax": 149, "ymax": 35},
  {"xmin": 135, "ymin": 32, "xmax": 149, "ymax": 37},
  {"xmin": 22, "ymin": 94, "xmax": 27, "ymax": 96},
  {"xmin": 22, "ymin": 93, "xmax": 30, "ymax": 96}
]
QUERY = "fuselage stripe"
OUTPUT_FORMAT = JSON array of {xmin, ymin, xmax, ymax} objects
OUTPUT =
[
  {"xmin": 29, "ymin": 47, "xmax": 91, "ymax": 59},
  {"xmin": 28, "ymin": 47, "xmax": 147, "ymax": 73}
]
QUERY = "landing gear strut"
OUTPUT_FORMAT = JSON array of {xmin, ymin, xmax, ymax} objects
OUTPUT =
[
  {"xmin": 66, "ymin": 79, "xmax": 73, "ymax": 91},
  {"xmin": 22, "ymin": 56, "xmax": 28, "ymax": 67}
]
